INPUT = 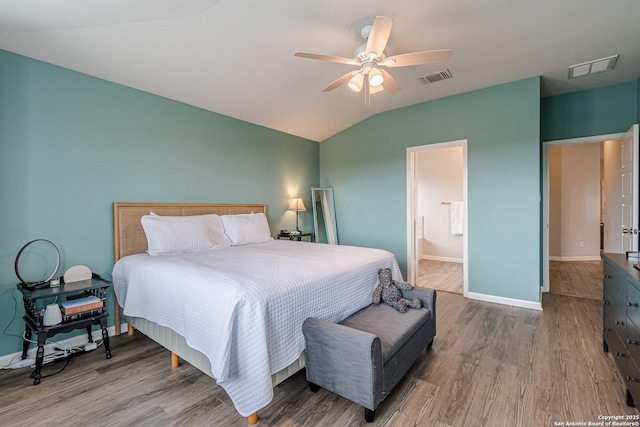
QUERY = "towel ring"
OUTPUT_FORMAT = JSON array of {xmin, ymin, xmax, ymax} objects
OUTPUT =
[{"xmin": 15, "ymin": 239, "xmax": 60, "ymax": 287}]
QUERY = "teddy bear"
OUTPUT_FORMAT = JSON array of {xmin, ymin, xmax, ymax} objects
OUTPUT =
[{"xmin": 372, "ymin": 268, "xmax": 422, "ymax": 313}]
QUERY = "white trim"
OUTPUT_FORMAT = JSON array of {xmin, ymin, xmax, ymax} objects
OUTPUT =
[
  {"xmin": 542, "ymin": 132, "xmax": 624, "ymax": 293},
  {"xmin": 549, "ymin": 255, "xmax": 602, "ymax": 262},
  {"xmin": 407, "ymin": 140, "xmax": 468, "ymax": 297},
  {"xmin": 407, "ymin": 148, "xmax": 416, "ymax": 285},
  {"xmin": 0, "ymin": 323, "xmax": 127, "ymax": 368},
  {"xmin": 467, "ymin": 292, "xmax": 543, "ymax": 311},
  {"xmin": 421, "ymin": 255, "xmax": 464, "ymax": 263},
  {"xmin": 545, "ymin": 133, "xmax": 625, "ymax": 147}
]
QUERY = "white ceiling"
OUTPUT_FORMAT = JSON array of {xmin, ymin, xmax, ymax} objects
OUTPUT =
[{"xmin": 1, "ymin": 0, "xmax": 639, "ymax": 142}]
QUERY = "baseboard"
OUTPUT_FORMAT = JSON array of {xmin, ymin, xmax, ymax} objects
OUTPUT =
[
  {"xmin": 0, "ymin": 322, "xmax": 128, "ymax": 368},
  {"xmin": 421, "ymin": 255, "xmax": 464, "ymax": 263},
  {"xmin": 549, "ymin": 255, "xmax": 602, "ymax": 262},
  {"xmin": 467, "ymin": 292, "xmax": 542, "ymax": 311}
]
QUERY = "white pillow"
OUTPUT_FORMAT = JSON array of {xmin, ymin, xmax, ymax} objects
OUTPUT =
[
  {"xmin": 141, "ymin": 213, "xmax": 231, "ymax": 256},
  {"xmin": 221, "ymin": 213, "xmax": 273, "ymax": 246}
]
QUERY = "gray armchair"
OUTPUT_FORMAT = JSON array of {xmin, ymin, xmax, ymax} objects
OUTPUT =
[{"xmin": 303, "ymin": 287, "xmax": 436, "ymax": 422}]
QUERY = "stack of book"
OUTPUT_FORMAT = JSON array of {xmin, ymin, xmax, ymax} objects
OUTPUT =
[{"xmin": 60, "ymin": 295, "xmax": 104, "ymax": 323}]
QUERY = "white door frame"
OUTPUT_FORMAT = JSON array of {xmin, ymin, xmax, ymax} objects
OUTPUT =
[
  {"xmin": 542, "ymin": 132, "xmax": 623, "ymax": 293},
  {"xmin": 620, "ymin": 125, "xmax": 640, "ymax": 253},
  {"xmin": 406, "ymin": 139, "xmax": 469, "ymax": 296}
]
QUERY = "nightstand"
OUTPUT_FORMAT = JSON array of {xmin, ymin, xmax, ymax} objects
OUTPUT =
[
  {"xmin": 277, "ymin": 232, "xmax": 315, "ymax": 242},
  {"xmin": 17, "ymin": 274, "xmax": 112, "ymax": 384}
]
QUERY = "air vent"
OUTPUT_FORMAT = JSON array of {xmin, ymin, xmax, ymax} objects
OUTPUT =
[
  {"xmin": 417, "ymin": 69, "xmax": 453, "ymax": 85},
  {"xmin": 568, "ymin": 55, "xmax": 618, "ymax": 79}
]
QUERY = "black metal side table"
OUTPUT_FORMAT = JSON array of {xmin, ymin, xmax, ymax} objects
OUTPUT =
[
  {"xmin": 277, "ymin": 232, "xmax": 315, "ymax": 242},
  {"xmin": 17, "ymin": 274, "xmax": 112, "ymax": 384}
]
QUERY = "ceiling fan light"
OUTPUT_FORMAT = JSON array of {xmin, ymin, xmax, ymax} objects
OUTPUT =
[
  {"xmin": 370, "ymin": 84, "xmax": 384, "ymax": 94},
  {"xmin": 369, "ymin": 68, "xmax": 384, "ymax": 87},
  {"xmin": 348, "ymin": 72, "xmax": 364, "ymax": 92}
]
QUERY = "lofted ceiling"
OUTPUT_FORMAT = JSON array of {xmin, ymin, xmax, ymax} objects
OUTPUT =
[{"xmin": 1, "ymin": 0, "xmax": 639, "ymax": 142}]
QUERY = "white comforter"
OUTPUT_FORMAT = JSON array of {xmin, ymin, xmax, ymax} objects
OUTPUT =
[{"xmin": 112, "ymin": 240, "xmax": 401, "ymax": 416}]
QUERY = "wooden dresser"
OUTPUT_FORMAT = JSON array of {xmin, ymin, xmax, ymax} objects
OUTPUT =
[{"xmin": 603, "ymin": 253, "xmax": 640, "ymax": 407}]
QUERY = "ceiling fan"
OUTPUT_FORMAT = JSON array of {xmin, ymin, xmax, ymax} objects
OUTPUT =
[{"xmin": 295, "ymin": 16, "xmax": 452, "ymax": 99}]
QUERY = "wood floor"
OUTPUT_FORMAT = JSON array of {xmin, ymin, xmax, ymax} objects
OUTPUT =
[
  {"xmin": 549, "ymin": 260, "xmax": 602, "ymax": 301},
  {"xmin": 418, "ymin": 259, "xmax": 463, "ymax": 294},
  {"xmin": 417, "ymin": 259, "xmax": 602, "ymax": 299},
  {"xmin": 1, "ymin": 291, "xmax": 635, "ymax": 426}
]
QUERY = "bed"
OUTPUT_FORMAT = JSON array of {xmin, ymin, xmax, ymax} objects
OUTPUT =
[{"xmin": 111, "ymin": 203, "xmax": 403, "ymax": 424}]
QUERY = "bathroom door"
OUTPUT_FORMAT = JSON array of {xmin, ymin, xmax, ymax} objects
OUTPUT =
[{"xmin": 621, "ymin": 124, "xmax": 639, "ymax": 252}]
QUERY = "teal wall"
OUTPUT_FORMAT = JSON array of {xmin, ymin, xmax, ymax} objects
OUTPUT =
[
  {"xmin": 0, "ymin": 50, "xmax": 318, "ymax": 357},
  {"xmin": 320, "ymin": 77, "xmax": 541, "ymax": 303},
  {"xmin": 541, "ymin": 80, "xmax": 638, "ymax": 141}
]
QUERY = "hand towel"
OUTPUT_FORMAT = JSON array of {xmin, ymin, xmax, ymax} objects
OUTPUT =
[{"xmin": 450, "ymin": 201, "xmax": 463, "ymax": 236}]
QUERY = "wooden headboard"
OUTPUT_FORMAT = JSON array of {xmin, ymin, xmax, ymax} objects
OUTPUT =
[
  {"xmin": 113, "ymin": 202, "xmax": 268, "ymax": 262},
  {"xmin": 112, "ymin": 203, "xmax": 267, "ymax": 334}
]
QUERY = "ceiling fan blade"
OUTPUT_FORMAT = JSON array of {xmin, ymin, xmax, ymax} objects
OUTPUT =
[
  {"xmin": 323, "ymin": 71, "xmax": 357, "ymax": 92},
  {"xmin": 383, "ymin": 49, "xmax": 453, "ymax": 67},
  {"xmin": 380, "ymin": 69, "xmax": 401, "ymax": 93},
  {"xmin": 295, "ymin": 52, "xmax": 358, "ymax": 65},
  {"xmin": 365, "ymin": 16, "xmax": 393, "ymax": 59}
]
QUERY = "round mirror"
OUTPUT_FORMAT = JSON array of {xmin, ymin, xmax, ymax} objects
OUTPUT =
[{"xmin": 15, "ymin": 239, "xmax": 60, "ymax": 287}]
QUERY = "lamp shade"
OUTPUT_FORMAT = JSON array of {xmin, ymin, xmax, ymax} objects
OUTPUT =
[
  {"xmin": 288, "ymin": 197, "xmax": 306, "ymax": 212},
  {"xmin": 348, "ymin": 72, "xmax": 364, "ymax": 92}
]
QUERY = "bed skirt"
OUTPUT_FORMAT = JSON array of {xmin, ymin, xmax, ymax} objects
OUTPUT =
[{"xmin": 125, "ymin": 315, "xmax": 306, "ymax": 387}]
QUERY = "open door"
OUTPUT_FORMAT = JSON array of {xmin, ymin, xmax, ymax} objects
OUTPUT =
[
  {"xmin": 543, "ymin": 131, "xmax": 629, "ymax": 293},
  {"xmin": 406, "ymin": 140, "xmax": 468, "ymax": 296},
  {"xmin": 621, "ymin": 124, "xmax": 639, "ymax": 252}
]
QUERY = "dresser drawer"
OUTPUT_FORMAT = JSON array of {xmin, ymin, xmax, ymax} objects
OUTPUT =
[
  {"xmin": 604, "ymin": 299, "xmax": 624, "ymax": 328},
  {"xmin": 604, "ymin": 307, "xmax": 619, "ymax": 335},
  {"xmin": 605, "ymin": 299, "xmax": 628, "ymax": 341},
  {"xmin": 627, "ymin": 319, "xmax": 640, "ymax": 367},
  {"xmin": 628, "ymin": 283, "xmax": 640, "ymax": 329},
  {"xmin": 626, "ymin": 355, "xmax": 640, "ymax": 407},
  {"xmin": 604, "ymin": 264, "xmax": 628, "ymax": 306},
  {"xmin": 605, "ymin": 325, "xmax": 628, "ymax": 374}
]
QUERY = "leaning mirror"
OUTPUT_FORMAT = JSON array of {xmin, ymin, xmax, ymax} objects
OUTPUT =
[{"xmin": 311, "ymin": 187, "xmax": 338, "ymax": 244}]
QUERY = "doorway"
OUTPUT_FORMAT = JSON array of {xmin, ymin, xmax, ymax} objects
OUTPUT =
[
  {"xmin": 407, "ymin": 140, "xmax": 468, "ymax": 296},
  {"xmin": 542, "ymin": 132, "xmax": 625, "ymax": 294}
]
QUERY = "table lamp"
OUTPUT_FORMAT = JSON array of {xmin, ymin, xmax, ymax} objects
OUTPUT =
[{"xmin": 288, "ymin": 197, "xmax": 306, "ymax": 232}]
